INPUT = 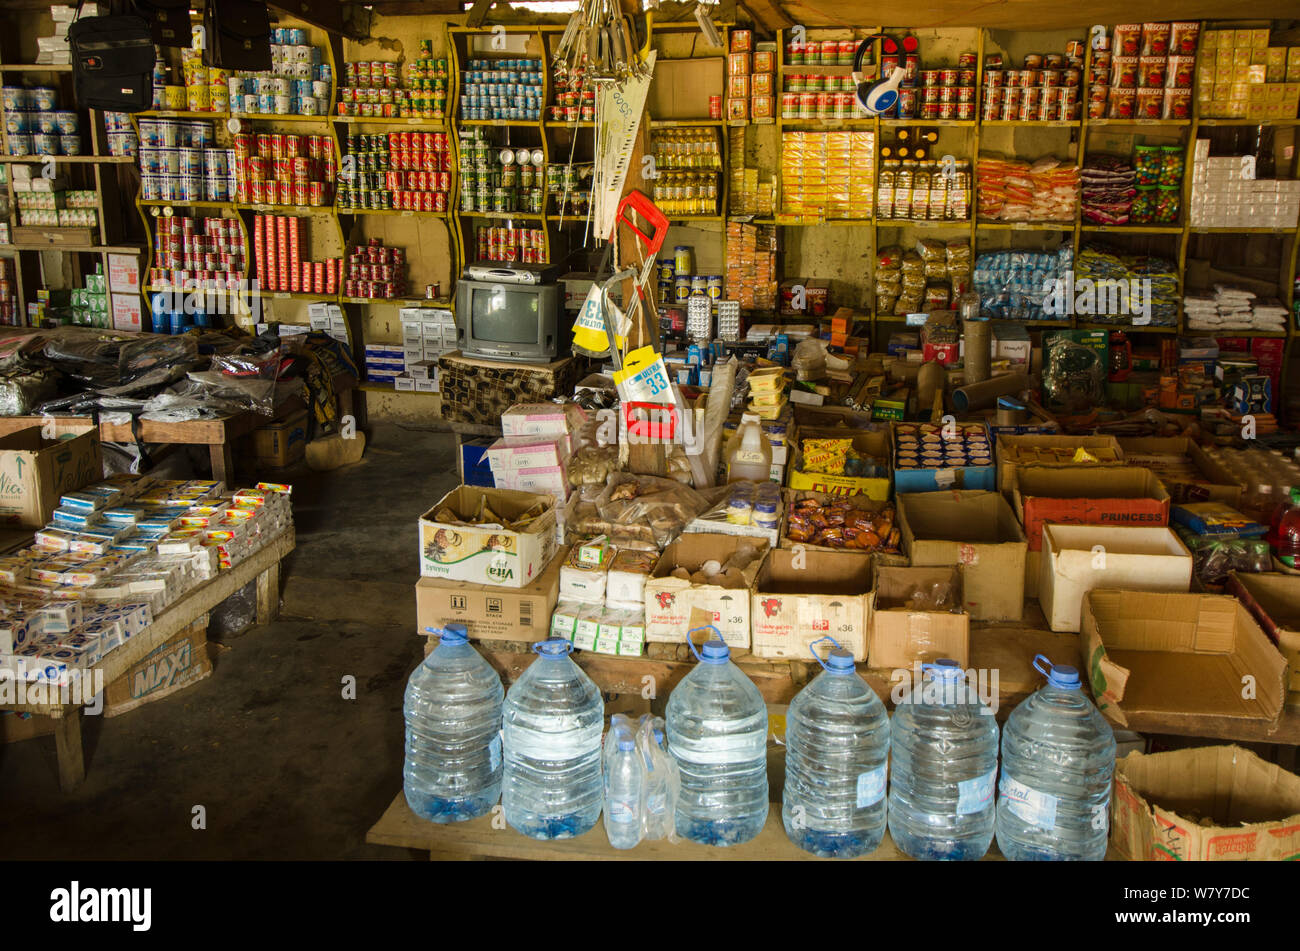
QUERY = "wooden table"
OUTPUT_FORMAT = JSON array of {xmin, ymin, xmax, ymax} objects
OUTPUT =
[
  {"xmin": 0, "ymin": 374, "xmax": 355, "ymax": 485},
  {"xmin": 1, "ymin": 527, "xmax": 295, "ymax": 791},
  {"xmin": 367, "ymin": 792, "xmax": 1125, "ymax": 861}
]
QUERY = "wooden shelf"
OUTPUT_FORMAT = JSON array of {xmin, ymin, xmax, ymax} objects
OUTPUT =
[
  {"xmin": 1077, "ymin": 322, "xmax": 1179, "ymax": 333},
  {"xmin": 877, "ymin": 218, "xmax": 970, "ymax": 228},
  {"xmin": 1196, "ymin": 118, "xmax": 1300, "ymax": 127},
  {"xmin": 977, "ymin": 221, "xmax": 1074, "ymax": 231},
  {"xmin": 881, "ymin": 118, "xmax": 976, "ymax": 128},
  {"xmin": 233, "ymin": 203, "xmax": 335, "ymax": 214},
  {"xmin": 332, "ymin": 115, "xmax": 446, "ymax": 127},
  {"xmin": 135, "ymin": 110, "xmax": 229, "ymax": 120},
  {"xmin": 140, "ymin": 200, "xmax": 235, "ymax": 210},
  {"xmin": 1187, "ymin": 226, "xmax": 1298, "ymax": 234},
  {"xmin": 544, "ymin": 120, "xmax": 595, "ymax": 129},
  {"xmin": 1086, "ymin": 119, "xmax": 1192, "ymax": 128},
  {"xmin": 336, "ymin": 207, "xmax": 449, "ymax": 219},
  {"xmin": 3, "ymin": 243, "xmax": 145, "ymax": 254},
  {"xmin": 0, "ymin": 63, "xmax": 72, "ymax": 72},
  {"xmin": 458, "ymin": 210, "xmax": 546, "ymax": 221},
  {"xmin": 1080, "ymin": 224, "xmax": 1184, "ymax": 234},
  {"xmin": 0, "ymin": 155, "xmax": 135, "ymax": 165},
  {"xmin": 981, "ymin": 119, "xmax": 1080, "ymax": 128},
  {"xmin": 650, "ymin": 118, "xmax": 726, "ymax": 128},
  {"xmin": 230, "ymin": 112, "xmax": 331, "ymax": 123}
]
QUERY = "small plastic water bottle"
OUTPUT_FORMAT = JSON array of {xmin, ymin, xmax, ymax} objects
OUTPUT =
[
  {"xmin": 403, "ymin": 624, "xmax": 503, "ymax": 823},
  {"xmin": 502, "ymin": 638, "xmax": 604, "ymax": 840},
  {"xmin": 889, "ymin": 659, "xmax": 999, "ymax": 861},
  {"xmin": 637, "ymin": 714, "xmax": 678, "ymax": 841},
  {"xmin": 783, "ymin": 637, "xmax": 890, "ymax": 859},
  {"xmin": 604, "ymin": 724, "xmax": 644, "ymax": 850},
  {"xmin": 997, "ymin": 655, "xmax": 1116, "ymax": 861},
  {"xmin": 666, "ymin": 627, "xmax": 768, "ymax": 847}
]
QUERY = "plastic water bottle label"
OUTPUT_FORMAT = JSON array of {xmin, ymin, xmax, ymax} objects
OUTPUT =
[
  {"xmin": 488, "ymin": 733, "xmax": 502, "ymax": 772},
  {"xmin": 646, "ymin": 792, "xmax": 668, "ymax": 816},
  {"xmin": 855, "ymin": 765, "xmax": 887, "ymax": 808},
  {"xmin": 609, "ymin": 796, "xmax": 639, "ymax": 824},
  {"xmin": 956, "ymin": 768, "xmax": 997, "ymax": 815},
  {"xmin": 505, "ymin": 721, "xmax": 603, "ymax": 760},
  {"xmin": 1000, "ymin": 774, "xmax": 1058, "ymax": 829},
  {"xmin": 668, "ymin": 730, "xmax": 766, "ymax": 765}
]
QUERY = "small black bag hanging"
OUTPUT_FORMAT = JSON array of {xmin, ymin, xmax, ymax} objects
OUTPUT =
[
  {"xmin": 67, "ymin": 9, "xmax": 156, "ymax": 113},
  {"xmin": 131, "ymin": 0, "xmax": 194, "ymax": 49},
  {"xmin": 202, "ymin": 0, "xmax": 273, "ymax": 73}
]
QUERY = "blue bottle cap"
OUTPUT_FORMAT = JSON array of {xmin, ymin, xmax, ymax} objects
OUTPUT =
[
  {"xmin": 1047, "ymin": 664, "xmax": 1081, "ymax": 689},
  {"xmin": 922, "ymin": 658, "xmax": 963, "ymax": 682},
  {"xmin": 430, "ymin": 624, "xmax": 468, "ymax": 645},
  {"xmin": 700, "ymin": 639, "xmax": 730, "ymax": 664},
  {"xmin": 825, "ymin": 648, "xmax": 855, "ymax": 673},
  {"xmin": 618, "ymin": 737, "xmax": 636, "ymax": 752},
  {"xmin": 533, "ymin": 637, "xmax": 573, "ymax": 656}
]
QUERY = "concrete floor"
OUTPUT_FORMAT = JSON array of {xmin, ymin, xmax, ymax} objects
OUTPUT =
[{"xmin": 0, "ymin": 421, "xmax": 457, "ymax": 860}]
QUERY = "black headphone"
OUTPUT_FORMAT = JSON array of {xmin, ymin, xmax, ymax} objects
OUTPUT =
[{"xmin": 852, "ymin": 33, "xmax": 911, "ymax": 115}]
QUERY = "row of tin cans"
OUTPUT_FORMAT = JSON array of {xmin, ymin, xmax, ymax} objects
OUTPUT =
[
  {"xmin": 141, "ymin": 173, "xmax": 234, "ymax": 203},
  {"xmin": 138, "ymin": 119, "xmax": 214, "ymax": 150},
  {"xmin": 231, "ymin": 133, "xmax": 333, "ymax": 160}
]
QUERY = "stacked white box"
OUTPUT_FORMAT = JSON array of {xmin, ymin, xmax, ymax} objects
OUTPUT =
[{"xmin": 1190, "ymin": 141, "xmax": 1300, "ymax": 229}]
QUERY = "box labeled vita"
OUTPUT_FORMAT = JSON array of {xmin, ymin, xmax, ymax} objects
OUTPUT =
[
  {"xmin": 418, "ymin": 486, "xmax": 557, "ymax": 587},
  {"xmin": 0, "ymin": 421, "xmax": 102, "ymax": 529},
  {"xmin": 750, "ymin": 549, "xmax": 874, "ymax": 661}
]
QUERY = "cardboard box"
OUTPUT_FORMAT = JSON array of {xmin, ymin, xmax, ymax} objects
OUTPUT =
[
  {"xmin": 418, "ymin": 486, "xmax": 557, "ymax": 587},
  {"xmin": 1116, "ymin": 436, "xmax": 1243, "ymax": 506},
  {"xmin": 0, "ymin": 421, "xmax": 101, "ymax": 528},
  {"xmin": 1112, "ymin": 746, "xmax": 1300, "ymax": 861},
  {"xmin": 869, "ymin": 565, "xmax": 969, "ymax": 669},
  {"xmin": 995, "ymin": 434, "xmax": 1125, "ymax": 495},
  {"xmin": 103, "ymin": 619, "xmax": 210, "ymax": 717},
  {"xmin": 786, "ymin": 426, "xmax": 891, "ymax": 499},
  {"xmin": 897, "ymin": 491, "xmax": 1027, "ymax": 622},
  {"xmin": 1227, "ymin": 571, "xmax": 1300, "ymax": 702},
  {"xmin": 250, "ymin": 408, "xmax": 309, "ymax": 468},
  {"xmin": 1014, "ymin": 467, "xmax": 1171, "ymax": 553},
  {"xmin": 894, "ymin": 422, "xmax": 996, "ymax": 493},
  {"xmin": 644, "ymin": 534, "xmax": 769, "ymax": 648},
  {"xmin": 1040, "ymin": 525, "xmax": 1193, "ymax": 633},
  {"xmin": 750, "ymin": 549, "xmax": 874, "ymax": 661},
  {"xmin": 777, "ymin": 489, "xmax": 907, "ymax": 566},
  {"xmin": 416, "ymin": 547, "xmax": 562, "ymax": 642},
  {"xmin": 1082, "ymin": 590, "xmax": 1287, "ymax": 728}
]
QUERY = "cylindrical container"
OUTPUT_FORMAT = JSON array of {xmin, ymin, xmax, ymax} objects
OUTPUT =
[
  {"xmin": 783, "ymin": 642, "xmax": 890, "ymax": 859},
  {"xmin": 963, "ymin": 315, "xmax": 991, "ymax": 385},
  {"xmin": 667, "ymin": 633, "xmax": 768, "ymax": 846},
  {"xmin": 502, "ymin": 639, "xmax": 603, "ymax": 840},
  {"xmin": 996, "ymin": 656, "xmax": 1116, "ymax": 861},
  {"xmin": 889, "ymin": 660, "xmax": 999, "ymax": 861},
  {"xmin": 951, "ymin": 371, "xmax": 1030, "ymax": 413}
]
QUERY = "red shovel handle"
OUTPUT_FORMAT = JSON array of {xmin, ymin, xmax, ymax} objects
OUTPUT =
[{"xmin": 616, "ymin": 190, "xmax": 669, "ymax": 256}]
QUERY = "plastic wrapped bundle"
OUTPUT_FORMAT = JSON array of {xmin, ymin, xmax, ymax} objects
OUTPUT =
[
  {"xmin": 977, "ymin": 155, "xmax": 1079, "ymax": 222},
  {"xmin": 972, "ymin": 246, "xmax": 1073, "ymax": 321},
  {"xmin": 0, "ymin": 367, "xmax": 57, "ymax": 415},
  {"xmin": 1081, "ymin": 154, "xmax": 1137, "ymax": 225},
  {"xmin": 1074, "ymin": 244, "xmax": 1178, "ymax": 326}
]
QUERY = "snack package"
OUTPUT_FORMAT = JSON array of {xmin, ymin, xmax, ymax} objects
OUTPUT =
[{"xmin": 800, "ymin": 437, "xmax": 853, "ymax": 475}]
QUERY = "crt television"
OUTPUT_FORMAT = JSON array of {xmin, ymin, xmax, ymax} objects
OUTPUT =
[{"xmin": 454, "ymin": 279, "xmax": 568, "ymax": 363}]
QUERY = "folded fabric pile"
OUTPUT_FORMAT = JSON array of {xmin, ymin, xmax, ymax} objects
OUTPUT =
[
  {"xmin": 1183, "ymin": 284, "xmax": 1289, "ymax": 332},
  {"xmin": 1081, "ymin": 155, "xmax": 1136, "ymax": 225}
]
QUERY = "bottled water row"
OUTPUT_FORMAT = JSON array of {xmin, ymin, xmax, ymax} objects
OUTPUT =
[{"xmin": 404, "ymin": 625, "xmax": 1115, "ymax": 859}]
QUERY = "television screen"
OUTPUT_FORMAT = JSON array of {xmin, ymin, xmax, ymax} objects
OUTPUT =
[{"xmin": 470, "ymin": 287, "xmax": 539, "ymax": 344}]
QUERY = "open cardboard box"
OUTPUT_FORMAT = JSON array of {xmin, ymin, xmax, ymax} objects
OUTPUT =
[
  {"xmin": 1112, "ymin": 745, "xmax": 1300, "ymax": 861},
  {"xmin": 785, "ymin": 425, "xmax": 892, "ymax": 499},
  {"xmin": 995, "ymin": 433, "xmax": 1124, "ymax": 495},
  {"xmin": 778, "ymin": 489, "xmax": 907, "ymax": 566},
  {"xmin": 1227, "ymin": 571, "xmax": 1300, "ymax": 704},
  {"xmin": 1039, "ymin": 525, "xmax": 1192, "ymax": 633},
  {"xmin": 1117, "ymin": 436, "xmax": 1244, "ymax": 506},
  {"xmin": 750, "ymin": 549, "xmax": 874, "ymax": 661},
  {"xmin": 1082, "ymin": 589, "xmax": 1287, "ymax": 729},
  {"xmin": 869, "ymin": 565, "xmax": 969, "ymax": 669},
  {"xmin": 418, "ymin": 486, "xmax": 557, "ymax": 587},
  {"xmin": 897, "ymin": 490, "xmax": 1027, "ymax": 622},
  {"xmin": 644, "ymin": 533, "xmax": 769, "ymax": 649}
]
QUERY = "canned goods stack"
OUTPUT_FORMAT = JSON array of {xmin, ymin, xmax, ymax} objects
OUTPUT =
[
  {"xmin": 725, "ymin": 32, "xmax": 776, "ymax": 122},
  {"xmin": 780, "ymin": 130, "xmax": 876, "ymax": 220},
  {"xmin": 336, "ymin": 52, "xmax": 448, "ymax": 120},
  {"xmin": 15, "ymin": 188, "xmax": 98, "ymax": 228},
  {"xmin": 655, "ymin": 247, "xmax": 725, "ymax": 323},
  {"xmin": 780, "ymin": 76, "xmax": 861, "ymax": 121},
  {"xmin": 252, "ymin": 214, "xmax": 341, "ymax": 295},
  {"xmin": 546, "ymin": 162, "xmax": 592, "ymax": 217},
  {"xmin": 1092, "ymin": 22, "xmax": 1198, "ymax": 120},
  {"xmin": 877, "ymin": 158, "xmax": 971, "ymax": 221},
  {"xmin": 458, "ymin": 57, "xmax": 543, "ymax": 121},
  {"xmin": 911, "ymin": 60, "xmax": 979, "ymax": 121},
  {"xmin": 153, "ymin": 46, "xmax": 231, "ymax": 113},
  {"xmin": 101, "ymin": 112, "xmax": 137, "ymax": 157},
  {"xmin": 982, "ymin": 46, "xmax": 1084, "ymax": 122},
  {"xmin": 457, "ymin": 129, "xmax": 545, "ymax": 214},
  {"xmin": 548, "ymin": 61, "xmax": 595, "ymax": 123},
  {"xmin": 785, "ymin": 36, "xmax": 860, "ymax": 67},
  {"xmin": 650, "ymin": 129, "xmax": 722, "ymax": 217},
  {"xmin": 137, "ymin": 119, "xmax": 232, "ymax": 202},
  {"xmin": 0, "ymin": 259, "xmax": 17, "ymax": 327},
  {"xmin": 476, "ymin": 225, "xmax": 545, "ymax": 264},
  {"xmin": 337, "ymin": 131, "xmax": 451, "ymax": 212},
  {"xmin": 724, "ymin": 222, "xmax": 778, "ymax": 311},
  {"xmin": 149, "ymin": 216, "xmax": 246, "ymax": 291},
  {"xmin": 344, "ymin": 238, "xmax": 407, "ymax": 299},
  {"xmin": 1, "ymin": 85, "xmax": 80, "ymax": 156},
  {"xmin": 227, "ymin": 28, "xmax": 332, "ymax": 117},
  {"xmin": 233, "ymin": 132, "xmax": 335, "ymax": 207}
]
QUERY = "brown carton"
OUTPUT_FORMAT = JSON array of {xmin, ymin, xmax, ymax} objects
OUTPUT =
[
  {"xmin": 418, "ymin": 485, "xmax": 557, "ymax": 587},
  {"xmin": 0, "ymin": 421, "xmax": 101, "ymax": 528},
  {"xmin": 995, "ymin": 434, "xmax": 1125, "ymax": 495},
  {"xmin": 1227, "ymin": 571, "xmax": 1300, "ymax": 704},
  {"xmin": 869, "ymin": 565, "xmax": 969, "ymax": 669},
  {"xmin": 750, "ymin": 549, "xmax": 874, "ymax": 661},
  {"xmin": 898, "ymin": 490, "xmax": 1027, "ymax": 622},
  {"xmin": 1112, "ymin": 746, "xmax": 1300, "ymax": 861},
  {"xmin": 1081, "ymin": 589, "xmax": 1287, "ymax": 728},
  {"xmin": 416, "ymin": 546, "xmax": 563, "ymax": 643},
  {"xmin": 1117, "ymin": 436, "xmax": 1243, "ymax": 505},
  {"xmin": 1014, "ymin": 466, "xmax": 1171, "ymax": 553},
  {"xmin": 644, "ymin": 534, "xmax": 769, "ymax": 648}
]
